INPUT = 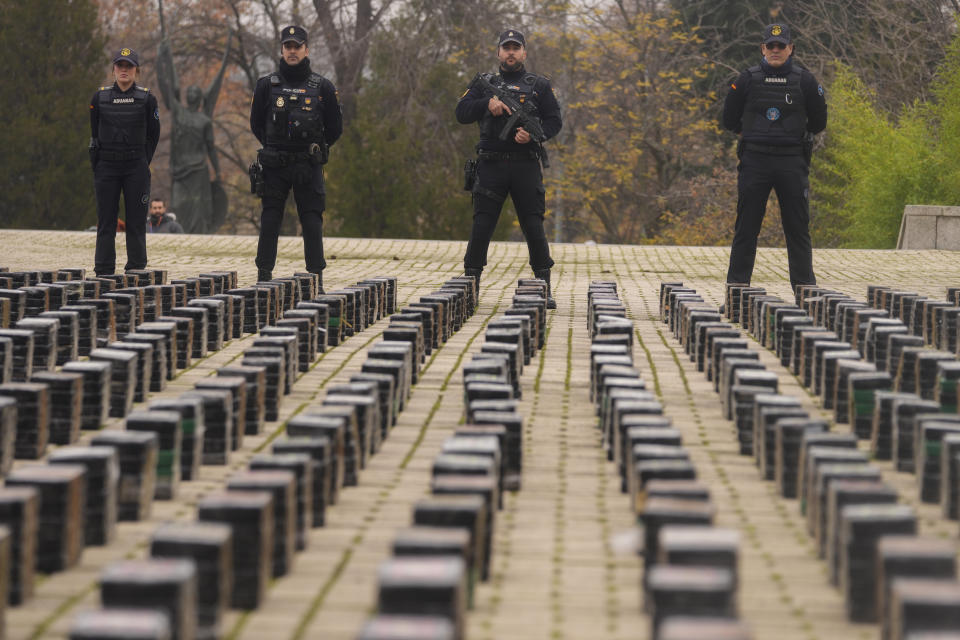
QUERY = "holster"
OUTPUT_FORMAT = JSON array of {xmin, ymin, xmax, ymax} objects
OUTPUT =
[
  {"xmin": 248, "ymin": 159, "xmax": 264, "ymax": 196},
  {"xmin": 309, "ymin": 142, "xmax": 329, "ymax": 166},
  {"xmin": 463, "ymin": 158, "xmax": 478, "ymax": 192},
  {"xmin": 88, "ymin": 137, "xmax": 99, "ymax": 169},
  {"xmin": 538, "ymin": 144, "xmax": 550, "ymax": 169},
  {"xmin": 802, "ymin": 132, "xmax": 814, "ymax": 166}
]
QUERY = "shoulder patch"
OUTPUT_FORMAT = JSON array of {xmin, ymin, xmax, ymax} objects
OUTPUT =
[
  {"xmin": 818, "ymin": 84, "xmax": 824, "ymax": 96},
  {"xmin": 100, "ymin": 86, "xmax": 109, "ymax": 91}
]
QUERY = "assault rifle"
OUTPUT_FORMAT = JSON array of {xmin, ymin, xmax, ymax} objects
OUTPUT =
[{"xmin": 473, "ymin": 73, "xmax": 549, "ymax": 167}]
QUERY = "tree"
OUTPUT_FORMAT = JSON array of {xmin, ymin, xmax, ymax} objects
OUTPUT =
[
  {"xmin": 327, "ymin": 0, "xmax": 523, "ymax": 240},
  {"xmin": 0, "ymin": 0, "xmax": 105, "ymax": 229},
  {"xmin": 808, "ymin": 65, "xmax": 937, "ymax": 248},
  {"xmin": 781, "ymin": 0, "xmax": 953, "ymax": 112},
  {"xmin": 674, "ymin": 0, "xmax": 956, "ymax": 114},
  {"xmin": 670, "ymin": 0, "xmax": 777, "ymax": 79},
  {"xmin": 551, "ymin": 3, "xmax": 723, "ymax": 243}
]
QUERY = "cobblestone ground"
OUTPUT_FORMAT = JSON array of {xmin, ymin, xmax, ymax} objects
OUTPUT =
[{"xmin": 2, "ymin": 230, "xmax": 960, "ymax": 640}]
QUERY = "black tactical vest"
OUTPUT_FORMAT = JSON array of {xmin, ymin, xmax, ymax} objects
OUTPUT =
[
  {"xmin": 97, "ymin": 85, "xmax": 149, "ymax": 151},
  {"xmin": 741, "ymin": 65, "xmax": 807, "ymax": 144},
  {"xmin": 264, "ymin": 72, "xmax": 326, "ymax": 150},
  {"xmin": 479, "ymin": 72, "xmax": 544, "ymax": 142}
]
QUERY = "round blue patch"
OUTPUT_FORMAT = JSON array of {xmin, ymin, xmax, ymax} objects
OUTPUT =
[
  {"xmin": 154, "ymin": 108, "xmax": 160, "ymax": 120},
  {"xmin": 766, "ymin": 107, "xmax": 781, "ymax": 121},
  {"xmin": 818, "ymin": 84, "xmax": 824, "ymax": 96}
]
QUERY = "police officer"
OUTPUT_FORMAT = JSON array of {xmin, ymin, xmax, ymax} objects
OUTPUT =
[
  {"xmin": 722, "ymin": 23, "xmax": 827, "ymax": 293},
  {"xmin": 89, "ymin": 48, "xmax": 160, "ymax": 277},
  {"xmin": 456, "ymin": 29, "xmax": 562, "ymax": 308},
  {"xmin": 250, "ymin": 25, "xmax": 343, "ymax": 289}
]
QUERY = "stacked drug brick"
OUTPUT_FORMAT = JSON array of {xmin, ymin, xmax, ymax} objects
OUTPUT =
[
  {"xmin": 591, "ymin": 281, "xmax": 748, "ymax": 639},
  {"xmin": 0, "ymin": 267, "xmax": 394, "ymax": 637},
  {"xmin": 0, "ymin": 271, "xmax": 227, "ymax": 632},
  {"xmin": 662, "ymin": 278, "xmax": 960, "ymax": 640},
  {"xmin": 359, "ymin": 276, "xmax": 546, "ymax": 640},
  {"xmin": 65, "ymin": 273, "xmax": 400, "ymax": 639},
  {"xmin": 351, "ymin": 274, "xmax": 476, "ymax": 640}
]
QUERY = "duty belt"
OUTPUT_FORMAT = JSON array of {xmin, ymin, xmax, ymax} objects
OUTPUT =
[
  {"xmin": 99, "ymin": 149, "xmax": 144, "ymax": 162},
  {"xmin": 743, "ymin": 143, "xmax": 803, "ymax": 156},
  {"xmin": 477, "ymin": 150, "xmax": 540, "ymax": 162},
  {"xmin": 259, "ymin": 147, "xmax": 317, "ymax": 167}
]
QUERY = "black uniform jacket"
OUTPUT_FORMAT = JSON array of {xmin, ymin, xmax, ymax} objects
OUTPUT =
[
  {"xmin": 89, "ymin": 82, "xmax": 161, "ymax": 162},
  {"xmin": 249, "ymin": 59, "xmax": 343, "ymax": 148},
  {"xmin": 722, "ymin": 57, "xmax": 827, "ymax": 143},
  {"xmin": 456, "ymin": 66, "xmax": 562, "ymax": 152}
]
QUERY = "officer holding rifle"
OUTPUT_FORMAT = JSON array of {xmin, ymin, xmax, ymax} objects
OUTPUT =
[{"xmin": 456, "ymin": 29, "xmax": 562, "ymax": 308}]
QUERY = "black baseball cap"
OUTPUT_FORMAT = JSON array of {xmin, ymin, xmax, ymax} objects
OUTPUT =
[
  {"xmin": 498, "ymin": 29, "xmax": 526, "ymax": 47},
  {"xmin": 281, "ymin": 25, "xmax": 308, "ymax": 45},
  {"xmin": 112, "ymin": 47, "xmax": 140, "ymax": 67},
  {"xmin": 763, "ymin": 23, "xmax": 791, "ymax": 45}
]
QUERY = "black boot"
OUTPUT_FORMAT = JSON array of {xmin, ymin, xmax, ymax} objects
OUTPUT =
[
  {"xmin": 534, "ymin": 269, "xmax": 557, "ymax": 310},
  {"xmin": 465, "ymin": 267, "xmax": 482, "ymax": 302},
  {"xmin": 312, "ymin": 270, "xmax": 325, "ymax": 295},
  {"xmin": 257, "ymin": 269, "xmax": 272, "ymax": 282}
]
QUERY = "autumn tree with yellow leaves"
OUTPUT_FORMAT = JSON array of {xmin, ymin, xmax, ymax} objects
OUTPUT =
[{"xmin": 546, "ymin": 4, "xmax": 723, "ymax": 244}]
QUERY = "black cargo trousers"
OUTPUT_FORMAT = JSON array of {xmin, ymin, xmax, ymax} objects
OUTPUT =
[
  {"xmin": 93, "ymin": 156, "xmax": 150, "ymax": 276},
  {"xmin": 463, "ymin": 153, "xmax": 554, "ymax": 272},
  {"xmin": 255, "ymin": 153, "xmax": 326, "ymax": 275},
  {"xmin": 727, "ymin": 147, "xmax": 816, "ymax": 291}
]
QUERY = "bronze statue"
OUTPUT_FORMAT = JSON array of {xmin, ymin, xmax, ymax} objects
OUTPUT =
[{"xmin": 156, "ymin": 2, "xmax": 231, "ymax": 234}]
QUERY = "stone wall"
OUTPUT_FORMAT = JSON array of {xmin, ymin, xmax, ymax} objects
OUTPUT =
[{"xmin": 897, "ymin": 205, "xmax": 960, "ymax": 249}]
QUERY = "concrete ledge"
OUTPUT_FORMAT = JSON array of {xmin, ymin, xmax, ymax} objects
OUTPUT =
[{"xmin": 897, "ymin": 205, "xmax": 960, "ymax": 249}]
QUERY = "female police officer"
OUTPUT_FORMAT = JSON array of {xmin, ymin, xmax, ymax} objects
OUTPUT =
[{"xmin": 89, "ymin": 48, "xmax": 160, "ymax": 277}]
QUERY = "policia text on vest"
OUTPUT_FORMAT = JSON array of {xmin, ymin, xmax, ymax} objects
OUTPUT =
[
  {"xmin": 721, "ymin": 24, "xmax": 827, "ymax": 293},
  {"xmin": 89, "ymin": 47, "xmax": 160, "ymax": 277}
]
